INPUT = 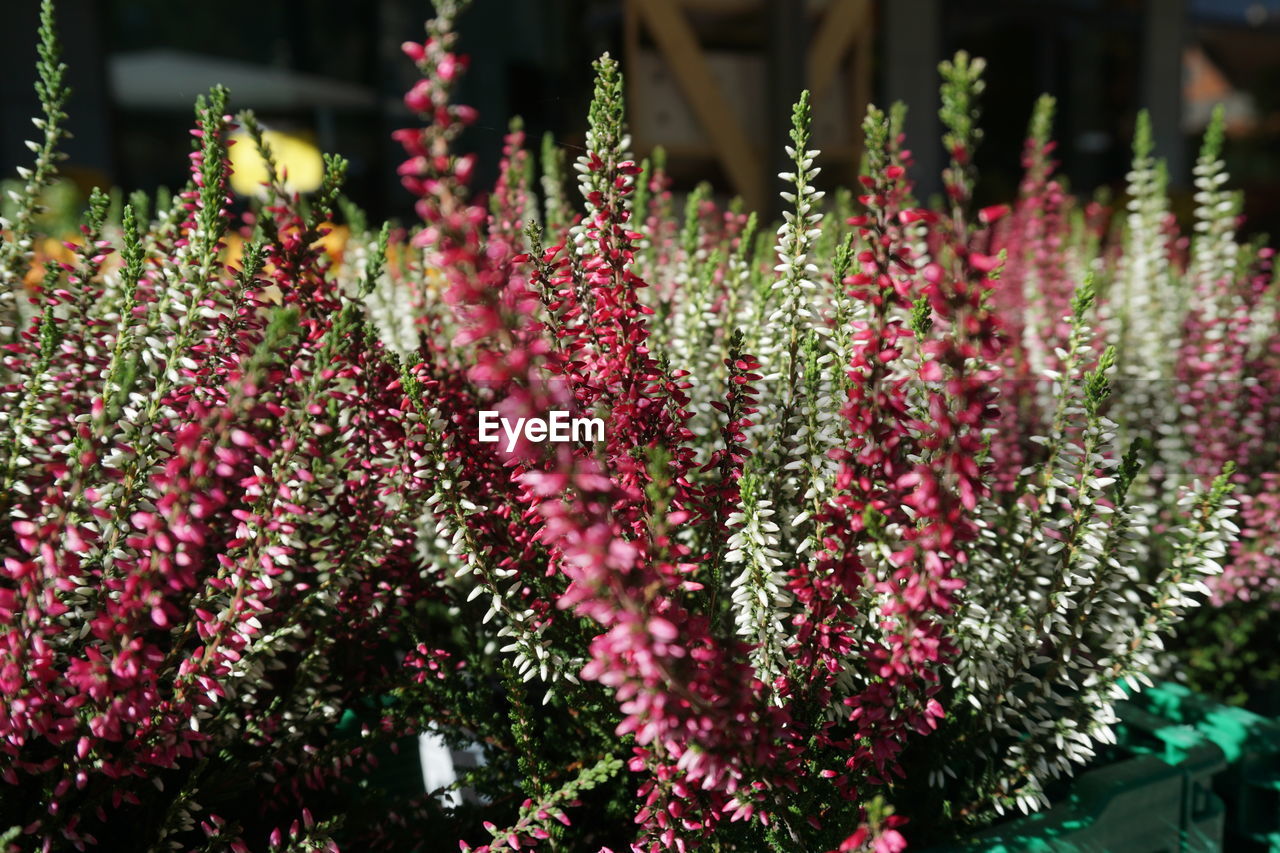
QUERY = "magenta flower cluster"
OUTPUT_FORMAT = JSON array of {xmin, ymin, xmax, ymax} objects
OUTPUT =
[{"xmin": 0, "ymin": 2, "xmax": 1271, "ymax": 851}]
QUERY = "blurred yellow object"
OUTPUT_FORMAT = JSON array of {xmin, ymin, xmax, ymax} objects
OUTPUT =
[
  {"xmin": 316, "ymin": 225, "xmax": 350, "ymax": 265},
  {"xmin": 228, "ymin": 128, "xmax": 324, "ymax": 196},
  {"xmin": 21, "ymin": 235, "xmax": 79, "ymax": 290},
  {"xmin": 221, "ymin": 233, "xmax": 245, "ymax": 271},
  {"xmin": 220, "ymin": 226, "xmax": 352, "ymax": 307}
]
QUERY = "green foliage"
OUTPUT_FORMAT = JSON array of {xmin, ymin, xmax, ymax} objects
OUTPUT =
[
  {"xmin": 909, "ymin": 295, "xmax": 934, "ymax": 338},
  {"xmin": 1200, "ymin": 103, "xmax": 1226, "ymax": 164},
  {"xmin": 939, "ymin": 51, "xmax": 986, "ymax": 155},
  {"xmin": 1083, "ymin": 345, "xmax": 1117, "ymax": 416},
  {"xmin": 939, "ymin": 50, "xmax": 986, "ymax": 217},
  {"xmin": 1028, "ymin": 94, "xmax": 1055, "ymax": 152},
  {"xmin": 1175, "ymin": 603, "xmax": 1280, "ymax": 708},
  {"xmin": 0, "ymin": 0, "xmax": 71, "ymax": 314},
  {"xmin": 789, "ymin": 88, "xmax": 812, "ymax": 152},
  {"xmin": 587, "ymin": 53, "xmax": 626, "ymax": 163},
  {"xmin": 860, "ymin": 103, "xmax": 891, "ymax": 178},
  {"xmin": 1071, "ymin": 271, "xmax": 1097, "ymax": 322},
  {"xmin": 540, "ymin": 131, "xmax": 570, "ymax": 230},
  {"xmin": 1133, "ymin": 108, "xmax": 1154, "ymax": 162}
]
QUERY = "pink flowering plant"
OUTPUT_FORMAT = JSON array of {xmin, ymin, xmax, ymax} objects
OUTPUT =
[
  {"xmin": 0, "ymin": 1, "xmax": 1267, "ymax": 851},
  {"xmin": 986, "ymin": 95, "xmax": 1280, "ymax": 709}
]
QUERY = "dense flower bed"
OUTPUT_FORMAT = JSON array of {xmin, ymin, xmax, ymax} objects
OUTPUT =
[{"xmin": 1, "ymin": 1, "xmax": 1275, "ymax": 851}]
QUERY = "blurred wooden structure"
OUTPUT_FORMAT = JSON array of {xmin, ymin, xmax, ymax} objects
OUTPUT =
[{"xmin": 623, "ymin": 0, "xmax": 873, "ymax": 213}]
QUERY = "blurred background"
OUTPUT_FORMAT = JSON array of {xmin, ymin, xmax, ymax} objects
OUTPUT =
[{"xmin": 2, "ymin": 0, "xmax": 1279, "ymax": 231}]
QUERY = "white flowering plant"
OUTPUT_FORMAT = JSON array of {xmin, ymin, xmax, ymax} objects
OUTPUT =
[{"xmin": 0, "ymin": 2, "xmax": 1268, "ymax": 851}]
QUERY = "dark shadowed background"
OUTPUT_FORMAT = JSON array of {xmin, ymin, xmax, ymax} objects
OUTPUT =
[{"xmin": 2, "ymin": 0, "xmax": 1279, "ymax": 232}]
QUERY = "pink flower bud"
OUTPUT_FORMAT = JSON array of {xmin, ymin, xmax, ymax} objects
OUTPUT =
[{"xmin": 401, "ymin": 41, "xmax": 426, "ymax": 62}]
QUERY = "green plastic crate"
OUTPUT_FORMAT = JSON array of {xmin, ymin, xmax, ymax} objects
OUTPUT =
[
  {"xmin": 1113, "ymin": 703, "xmax": 1227, "ymax": 850},
  {"xmin": 952, "ymin": 753, "xmax": 1196, "ymax": 853},
  {"xmin": 930, "ymin": 695, "xmax": 1231, "ymax": 851},
  {"xmin": 1123, "ymin": 682, "xmax": 1280, "ymax": 852},
  {"xmin": 336, "ymin": 699, "xmax": 427, "ymax": 798}
]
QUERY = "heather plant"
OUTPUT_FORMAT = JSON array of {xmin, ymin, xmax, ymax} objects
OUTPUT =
[
  {"xmin": 0, "ymin": 5, "xmax": 481, "ymax": 851},
  {"xmin": 387, "ymin": 11, "xmax": 1240, "ymax": 847},
  {"xmin": 0, "ymin": 2, "xmax": 1261, "ymax": 852},
  {"xmin": 986, "ymin": 95, "xmax": 1280, "ymax": 711}
]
